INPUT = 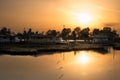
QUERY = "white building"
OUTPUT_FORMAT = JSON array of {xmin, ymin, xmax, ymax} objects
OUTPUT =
[
  {"xmin": 0, "ymin": 35, "xmax": 11, "ymax": 43},
  {"xmin": 25, "ymin": 35, "xmax": 66, "ymax": 44}
]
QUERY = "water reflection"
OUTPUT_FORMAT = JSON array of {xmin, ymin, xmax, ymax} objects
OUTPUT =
[
  {"xmin": 76, "ymin": 51, "xmax": 91, "ymax": 65},
  {"xmin": 0, "ymin": 49, "xmax": 120, "ymax": 80}
]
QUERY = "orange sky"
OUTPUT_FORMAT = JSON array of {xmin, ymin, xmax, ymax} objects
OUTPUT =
[{"xmin": 0, "ymin": 0, "xmax": 120, "ymax": 32}]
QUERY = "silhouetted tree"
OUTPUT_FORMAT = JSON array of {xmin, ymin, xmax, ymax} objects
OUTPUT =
[
  {"xmin": 101, "ymin": 27, "xmax": 118, "ymax": 37},
  {"xmin": 7, "ymin": 28, "xmax": 11, "ymax": 34},
  {"xmin": 74, "ymin": 27, "xmax": 81, "ymax": 39},
  {"xmin": 27, "ymin": 28, "xmax": 34, "ymax": 35},
  {"xmin": 93, "ymin": 28, "xmax": 100, "ymax": 35},
  {"xmin": 0, "ymin": 27, "xmax": 8, "ymax": 35},
  {"xmin": 72, "ymin": 30, "xmax": 77, "ymax": 40},
  {"xmin": 46, "ymin": 30, "xmax": 57, "ymax": 37},
  {"xmin": 103, "ymin": 27, "xmax": 111, "ymax": 32},
  {"xmin": 61, "ymin": 28, "xmax": 71, "ymax": 40},
  {"xmin": 80, "ymin": 27, "xmax": 90, "ymax": 39},
  {"xmin": 0, "ymin": 27, "xmax": 13, "ymax": 35},
  {"xmin": 35, "ymin": 31, "xmax": 39, "ymax": 35},
  {"xmin": 91, "ymin": 27, "xmax": 119, "ymax": 43}
]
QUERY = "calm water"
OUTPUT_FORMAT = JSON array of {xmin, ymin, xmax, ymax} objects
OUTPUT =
[{"xmin": 0, "ymin": 48, "xmax": 120, "ymax": 80}]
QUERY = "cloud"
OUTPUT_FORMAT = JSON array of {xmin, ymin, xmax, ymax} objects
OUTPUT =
[{"xmin": 96, "ymin": 5, "xmax": 120, "ymax": 13}]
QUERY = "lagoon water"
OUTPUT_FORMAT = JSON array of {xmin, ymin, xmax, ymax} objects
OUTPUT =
[{"xmin": 0, "ymin": 48, "xmax": 120, "ymax": 80}]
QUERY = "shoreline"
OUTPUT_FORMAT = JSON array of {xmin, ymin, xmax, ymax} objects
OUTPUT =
[{"xmin": 0, "ymin": 43, "xmax": 108, "ymax": 54}]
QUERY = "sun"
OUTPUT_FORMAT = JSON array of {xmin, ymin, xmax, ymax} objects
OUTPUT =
[{"xmin": 76, "ymin": 13, "xmax": 93, "ymax": 25}]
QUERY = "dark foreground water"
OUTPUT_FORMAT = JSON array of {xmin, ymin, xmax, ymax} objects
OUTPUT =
[{"xmin": 0, "ymin": 48, "xmax": 120, "ymax": 80}]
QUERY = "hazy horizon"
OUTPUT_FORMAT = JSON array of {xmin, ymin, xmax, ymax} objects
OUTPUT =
[{"xmin": 0, "ymin": 0, "xmax": 120, "ymax": 32}]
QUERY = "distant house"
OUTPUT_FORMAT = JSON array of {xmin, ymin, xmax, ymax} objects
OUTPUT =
[
  {"xmin": 92, "ymin": 34, "xmax": 109, "ymax": 44},
  {"xmin": 0, "ymin": 35, "xmax": 11, "ymax": 43},
  {"xmin": 0, "ymin": 34, "xmax": 21, "ymax": 43},
  {"xmin": 23, "ymin": 34, "xmax": 66, "ymax": 44},
  {"xmin": 13, "ymin": 36, "xmax": 21, "ymax": 43}
]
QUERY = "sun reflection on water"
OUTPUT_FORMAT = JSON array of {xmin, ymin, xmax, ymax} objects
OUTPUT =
[{"xmin": 76, "ymin": 51, "xmax": 92, "ymax": 65}]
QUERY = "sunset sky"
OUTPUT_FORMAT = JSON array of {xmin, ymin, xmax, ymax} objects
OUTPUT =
[{"xmin": 0, "ymin": 0, "xmax": 120, "ymax": 32}]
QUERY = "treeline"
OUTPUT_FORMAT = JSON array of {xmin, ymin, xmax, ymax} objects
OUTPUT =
[
  {"xmin": 0, "ymin": 26, "xmax": 119, "ymax": 40},
  {"xmin": 60, "ymin": 27, "xmax": 119, "ymax": 40}
]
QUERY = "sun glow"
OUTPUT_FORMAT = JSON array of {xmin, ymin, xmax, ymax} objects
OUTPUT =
[
  {"xmin": 76, "ymin": 13, "xmax": 94, "ymax": 25},
  {"xmin": 77, "ymin": 51, "xmax": 91, "ymax": 65}
]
